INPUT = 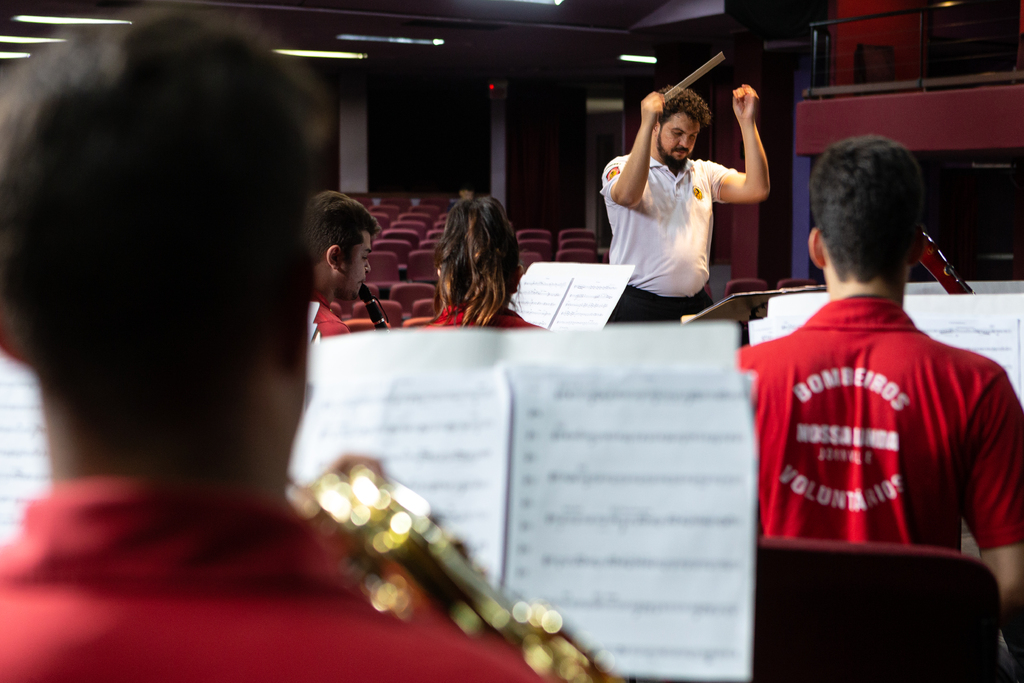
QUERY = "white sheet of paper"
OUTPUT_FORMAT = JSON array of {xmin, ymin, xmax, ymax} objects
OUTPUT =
[
  {"xmin": 0, "ymin": 354, "xmax": 48, "ymax": 544},
  {"xmin": 291, "ymin": 368, "xmax": 511, "ymax": 578},
  {"xmin": 512, "ymin": 262, "xmax": 635, "ymax": 331},
  {"xmin": 308, "ymin": 301, "xmax": 320, "ymax": 342},
  {"xmin": 504, "ymin": 366, "xmax": 757, "ymax": 681},
  {"xmin": 747, "ymin": 317, "xmax": 803, "ymax": 346},
  {"xmin": 908, "ymin": 314, "xmax": 1023, "ymax": 397}
]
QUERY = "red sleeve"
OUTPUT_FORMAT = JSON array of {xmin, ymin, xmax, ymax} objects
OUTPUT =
[{"xmin": 963, "ymin": 373, "xmax": 1024, "ymax": 548}]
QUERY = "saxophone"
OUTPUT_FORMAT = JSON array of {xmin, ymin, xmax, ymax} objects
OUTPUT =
[{"xmin": 291, "ymin": 466, "xmax": 622, "ymax": 683}]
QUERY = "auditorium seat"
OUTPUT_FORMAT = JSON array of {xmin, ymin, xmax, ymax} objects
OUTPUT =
[
  {"xmin": 407, "ymin": 250, "xmax": 438, "ymax": 283},
  {"xmin": 754, "ymin": 537, "xmax": 997, "ymax": 682},
  {"xmin": 601, "ymin": 250, "xmax": 610, "ymax": 264},
  {"xmin": 370, "ymin": 204, "xmax": 400, "ymax": 220},
  {"xmin": 426, "ymin": 229, "xmax": 445, "ymax": 240},
  {"xmin": 366, "ymin": 252, "xmax": 401, "ymax": 294},
  {"xmin": 516, "ymin": 229, "xmax": 552, "ymax": 243},
  {"xmin": 402, "ymin": 317, "xmax": 433, "ymax": 328},
  {"xmin": 352, "ymin": 299, "xmax": 403, "ymax": 324},
  {"xmin": 409, "ymin": 204, "xmax": 441, "ymax": 220},
  {"xmin": 518, "ymin": 239, "xmax": 552, "ymax": 262},
  {"xmin": 379, "ymin": 197, "xmax": 411, "ymax": 212},
  {"xmin": 350, "ymin": 196, "xmax": 373, "ymax": 208},
  {"xmin": 419, "ymin": 239, "xmax": 439, "ymax": 253},
  {"xmin": 559, "ymin": 238, "xmax": 597, "ymax": 253},
  {"xmin": 371, "ymin": 239, "xmax": 412, "ymax": 269},
  {"xmin": 368, "ymin": 213, "xmax": 391, "ymax": 232},
  {"xmin": 389, "ymin": 283, "xmax": 436, "ymax": 317},
  {"xmin": 555, "ymin": 248, "xmax": 597, "ymax": 263},
  {"xmin": 558, "ymin": 229, "xmax": 594, "ymax": 245},
  {"xmin": 520, "ymin": 250, "xmax": 542, "ymax": 270},
  {"xmin": 418, "ymin": 197, "xmax": 451, "ymax": 211},
  {"xmin": 345, "ymin": 318, "xmax": 380, "ymax": 333},
  {"xmin": 724, "ymin": 278, "xmax": 768, "ymax": 297},
  {"xmin": 411, "ymin": 298, "xmax": 435, "ymax": 319},
  {"xmin": 380, "ymin": 228, "xmax": 420, "ymax": 249},
  {"xmin": 777, "ymin": 277, "xmax": 818, "ymax": 289},
  {"xmin": 396, "ymin": 214, "xmax": 430, "ymax": 237}
]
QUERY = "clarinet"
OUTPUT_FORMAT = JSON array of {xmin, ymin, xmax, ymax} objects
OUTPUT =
[
  {"xmin": 359, "ymin": 284, "xmax": 391, "ymax": 331},
  {"xmin": 918, "ymin": 231, "xmax": 973, "ymax": 294}
]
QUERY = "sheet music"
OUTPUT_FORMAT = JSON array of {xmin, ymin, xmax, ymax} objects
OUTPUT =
[
  {"xmin": 747, "ymin": 317, "xmax": 803, "ymax": 345},
  {"xmin": 749, "ymin": 311, "xmax": 1024, "ymax": 402},
  {"xmin": 908, "ymin": 314, "xmax": 1022, "ymax": 397},
  {"xmin": 504, "ymin": 366, "xmax": 757, "ymax": 681},
  {"xmin": 513, "ymin": 263, "xmax": 634, "ymax": 331},
  {"xmin": 291, "ymin": 368, "xmax": 511, "ymax": 578},
  {"xmin": 512, "ymin": 274, "xmax": 573, "ymax": 329},
  {"xmin": 0, "ymin": 354, "xmax": 48, "ymax": 544}
]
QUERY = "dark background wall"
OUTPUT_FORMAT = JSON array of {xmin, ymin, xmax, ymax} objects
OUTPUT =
[{"xmin": 367, "ymin": 79, "xmax": 491, "ymax": 194}]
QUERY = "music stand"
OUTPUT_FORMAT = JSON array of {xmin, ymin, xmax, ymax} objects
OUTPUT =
[{"xmin": 681, "ymin": 286, "xmax": 826, "ymax": 325}]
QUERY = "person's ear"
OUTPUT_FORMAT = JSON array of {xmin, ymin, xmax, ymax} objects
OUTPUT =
[
  {"xmin": 326, "ymin": 245, "xmax": 344, "ymax": 272},
  {"xmin": 907, "ymin": 226, "xmax": 927, "ymax": 265},
  {"xmin": 808, "ymin": 228, "xmax": 828, "ymax": 270}
]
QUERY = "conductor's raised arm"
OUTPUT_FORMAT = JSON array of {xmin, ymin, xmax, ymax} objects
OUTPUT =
[
  {"xmin": 609, "ymin": 91, "xmax": 664, "ymax": 209},
  {"xmin": 719, "ymin": 84, "xmax": 770, "ymax": 204}
]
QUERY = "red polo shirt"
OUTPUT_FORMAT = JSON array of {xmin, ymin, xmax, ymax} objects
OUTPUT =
[
  {"xmin": 738, "ymin": 297, "xmax": 1024, "ymax": 550},
  {"xmin": 430, "ymin": 306, "xmax": 543, "ymax": 329},
  {"xmin": 0, "ymin": 478, "xmax": 545, "ymax": 683},
  {"xmin": 312, "ymin": 291, "xmax": 350, "ymax": 337}
]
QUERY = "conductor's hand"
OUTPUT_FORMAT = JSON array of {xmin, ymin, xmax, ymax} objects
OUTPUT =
[
  {"xmin": 732, "ymin": 84, "xmax": 759, "ymax": 123},
  {"xmin": 640, "ymin": 91, "xmax": 665, "ymax": 126}
]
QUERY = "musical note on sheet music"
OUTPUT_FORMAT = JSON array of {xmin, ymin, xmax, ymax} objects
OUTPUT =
[
  {"xmin": 513, "ymin": 275, "xmax": 573, "ymax": 329},
  {"xmin": 503, "ymin": 366, "xmax": 757, "ymax": 681},
  {"xmin": 549, "ymin": 280, "xmax": 628, "ymax": 331},
  {"xmin": 909, "ymin": 314, "xmax": 1022, "ymax": 397},
  {"xmin": 0, "ymin": 354, "xmax": 49, "ymax": 544},
  {"xmin": 291, "ymin": 368, "xmax": 511, "ymax": 578}
]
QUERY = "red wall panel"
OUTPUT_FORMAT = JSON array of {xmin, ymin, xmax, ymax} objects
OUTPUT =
[{"xmin": 796, "ymin": 84, "xmax": 1024, "ymax": 156}]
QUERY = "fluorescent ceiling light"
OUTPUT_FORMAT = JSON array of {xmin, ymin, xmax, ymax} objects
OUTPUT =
[
  {"xmin": 274, "ymin": 49, "xmax": 367, "ymax": 60},
  {"xmin": 338, "ymin": 34, "xmax": 443, "ymax": 46},
  {"xmin": 620, "ymin": 54, "xmax": 656, "ymax": 64},
  {"xmin": 0, "ymin": 35, "xmax": 64, "ymax": 44},
  {"xmin": 13, "ymin": 15, "xmax": 131, "ymax": 25},
  {"xmin": 0, "ymin": 51, "xmax": 30, "ymax": 59},
  {"xmin": 483, "ymin": 0, "xmax": 563, "ymax": 4}
]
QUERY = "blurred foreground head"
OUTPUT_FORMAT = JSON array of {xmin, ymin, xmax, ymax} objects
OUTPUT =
[{"xmin": 0, "ymin": 10, "xmax": 328, "ymax": 454}]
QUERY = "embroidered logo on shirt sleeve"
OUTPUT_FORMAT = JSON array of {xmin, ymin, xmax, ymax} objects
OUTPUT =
[
  {"xmin": 606, "ymin": 166, "xmax": 621, "ymax": 182},
  {"xmin": 693, "ymin": 186, "xmax": 704, "ymax": 201}
]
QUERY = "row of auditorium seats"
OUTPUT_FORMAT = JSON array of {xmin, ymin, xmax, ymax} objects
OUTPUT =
[
  {"xmin": 724, "ymin": 277, "xmax": 819, "ymax": 297},
  {"xmin": 517, "ymin": 228, "xmax": 599, "ymax": 264}
]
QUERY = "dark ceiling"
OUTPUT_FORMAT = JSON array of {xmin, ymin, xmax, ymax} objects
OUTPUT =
[{"xmin": 0, "ymin": 0, "xmax": 748, "ymax": 81}]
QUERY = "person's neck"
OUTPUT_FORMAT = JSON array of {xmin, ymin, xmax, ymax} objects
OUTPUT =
[
  {"xmin": 826, "ymin": 273, "xmax": 905, "ymax": 307},
  {"xmin": 311, "ymin": 262, "xmax": 334, "ymax": 305}
]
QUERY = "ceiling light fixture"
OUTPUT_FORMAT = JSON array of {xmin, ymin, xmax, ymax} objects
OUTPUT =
[
  {"xmin": 0, "ymin": 36, "xmax": 64, "ymax": 44},
  {"xmin": 13, "ymin": 15, "xmax": 131, "ymax": 25},
  {"xmin": 483, "ymin": 0, "xmax": 564, "ymax": 4},
  {"xmin": 0, "ymin": 51, "xmax": 30, "ymax": 59},
  {"xmin": 274, "ymin": 49, "xmax": 367, "ymax": 60},
  {"xmin": 619, "ymin": 54, "xmax": 657, "ymax": 64},
  {"xmin": 337, "ymin": 34, "xmax": 443, "ymax": 46}
]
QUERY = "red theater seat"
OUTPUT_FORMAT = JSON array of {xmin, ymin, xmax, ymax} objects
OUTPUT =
[
  {"xmin": 407, "ymin": 250, "xmax": 438, "ymax": 283},
  {"xmin": 555, "ymin": 248, "xmax": 597, "ymax": 263},
  {"xmin": 389, "ymin": 282, "xmax": 436, "ymax": 317},
  {"xmin": 724, "ymin": 278, "xmax": 768, "ymax": 297},
  {"xmin": 518, "ymin": 239, "xmax": 551, "ymax": 262}
]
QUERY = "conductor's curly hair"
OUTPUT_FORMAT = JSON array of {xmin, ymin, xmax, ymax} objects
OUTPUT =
[{"xmin": 657, "ymin": 86, "xmax": 712, "ymax": 128}]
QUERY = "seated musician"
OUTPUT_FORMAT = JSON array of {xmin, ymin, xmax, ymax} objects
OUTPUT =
[
  {"xmin": 738, "ymin": 135, "xmax": 1024, "ymax": 649},
  {"xmin": 0, "ymin": 11, "xmax": 543, "ymax": 683},
  {"xmin": 431, "ymin": 198, "xmax": 542, "ymax": 329},
  {"xmin": 305, "ymin": 191, "xmax": 380, "ymax": 337}
]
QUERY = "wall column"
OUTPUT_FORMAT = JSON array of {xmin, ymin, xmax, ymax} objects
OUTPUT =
[
  {"xmin": 491, "ymin": 98, "xmax": 507, "ymax": 206},
  {"xmin": 338, "ymin": 73, "xmax": 368, "ymax": 194}
]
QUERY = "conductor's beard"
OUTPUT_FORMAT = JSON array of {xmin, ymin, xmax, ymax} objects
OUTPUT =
[{"xmin": 656, "ymin": 136, "xmax": 689, "ymax": 175}]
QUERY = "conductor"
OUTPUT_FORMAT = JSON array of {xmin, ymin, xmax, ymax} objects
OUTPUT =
[{"xmin": 602, "ymin": 83, "xmax": 770, "ymax": 322}]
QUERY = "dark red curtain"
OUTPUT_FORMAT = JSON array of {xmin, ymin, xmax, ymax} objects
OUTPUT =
[{"xmin": 939, "ymin": 169, "xmax": 978, "ymax": 281}]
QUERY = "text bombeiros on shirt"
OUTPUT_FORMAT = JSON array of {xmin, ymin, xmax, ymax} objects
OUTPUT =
[{"xmin": 792, "ymin": 366, "xmax": 910, "ymax": 411}]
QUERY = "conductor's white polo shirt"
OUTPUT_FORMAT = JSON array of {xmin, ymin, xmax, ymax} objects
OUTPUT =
[{"xmin": 601, "ymin": 156, "xmax": 736, "ymax": 298}]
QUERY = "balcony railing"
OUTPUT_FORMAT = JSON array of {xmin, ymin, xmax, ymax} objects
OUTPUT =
[{"xmin": 808, "ymin": 0, "xmax": 1021, "ymax": 97}]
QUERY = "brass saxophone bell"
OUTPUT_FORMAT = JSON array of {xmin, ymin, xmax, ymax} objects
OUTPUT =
[{"xmin": 291, "ymin": 466, "xmax": 622, "ymax": 683}]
